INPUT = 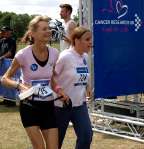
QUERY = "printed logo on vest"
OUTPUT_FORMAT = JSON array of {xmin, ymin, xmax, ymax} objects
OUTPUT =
[
  {"xmin": 30, "ymin": 63, "xmax": 38, "ymax": 71},
  {"xmin": 83, "ymin": 58, "xmax": 87, "ymax": 65}
]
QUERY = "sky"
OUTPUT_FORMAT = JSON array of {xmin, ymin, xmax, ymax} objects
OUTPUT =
[{"xmin": 0, "ymin": 0, "xmax": 79, "ymax": 19}]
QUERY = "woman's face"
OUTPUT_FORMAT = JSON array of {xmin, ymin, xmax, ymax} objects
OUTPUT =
[
  {"xmin": 76, "ymin": 32, "xmax": 92, "ymax": 53},
  {"xmin": 32, "ymin": 21, "xmax": 51, "ymax": 43}
]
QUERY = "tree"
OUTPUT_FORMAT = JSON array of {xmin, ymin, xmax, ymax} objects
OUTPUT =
[
  {"xmin": 73, "ymin": 9, "xmax": 79, "ymax": 25},
  {"xmin": 0, "ymin": 12, "xmax": 33, "ymax": 39}
]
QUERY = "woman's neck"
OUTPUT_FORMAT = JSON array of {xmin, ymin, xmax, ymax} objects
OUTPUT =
[
  {"xmin": 33, "ymin": 43, "xmax": 47, "ymax": 53},
  {"xmin": 74, "ymin": 46, "xmax": 83, "ymax": 56}
]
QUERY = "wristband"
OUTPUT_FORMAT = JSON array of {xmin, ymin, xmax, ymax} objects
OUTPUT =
[{"xmin": 54, "ymin": 85, "xmax": 62, "ymax": 93}]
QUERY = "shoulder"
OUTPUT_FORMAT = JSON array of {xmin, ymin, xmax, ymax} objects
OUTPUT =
[
  {"xmin": 48, "ymin": 46, "xmax": 59, "ymax": 63},
  {"xmin": 68, "ymin": 20, "xmax": 77, "ymax": 31},
  {"xmin": 69, "ymin": 19, "xmax": 76, "ymax": 24},
  {"xmin": 14, "ymin": 45, "xmax": 32, "ymax": 65},
  {"xmin": 16, "ymin": 45, "xmax": 32, "ymax": 57},
  {"xmin": 55, "ymin": 49, "xmax": 72, "ymax": 68},
  {"xmin": 18, "ymin": 45, "xmax": 32, "ymax": 53},
  {"xmin": 48, "ymin": 46, "xmax": 59, "ymax": 59},
  {"xmin": 58, "ymin": 48, "xmax": 73, "ymax": 61},
  {"xmin": 60, "ymin": 48, "xmax": 72, "ymax": 56},
  {"xmin": 48, "ymin": 46, "xmax": 59, "ymax": 54},
  {"xmin": 69, "ymin": 20, "xmax": 77, "ymax": 26}
]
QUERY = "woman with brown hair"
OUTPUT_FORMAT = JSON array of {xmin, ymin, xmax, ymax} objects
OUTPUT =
[{"xmin": 54, "ymin": 26, "xmax": 93, "ymax": 149}]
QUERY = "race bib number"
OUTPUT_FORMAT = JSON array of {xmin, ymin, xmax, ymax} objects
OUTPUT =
[
  {"xmin": 31, "ymin": 79, "xmax": 53, "ymax": 100},
  {"xmin": 74, "ymin": 67, "xmax": 89, "ymax": 86},
  {"xmin": 36, "ymin": 85, "xmax": 53, "ymax": 98}
]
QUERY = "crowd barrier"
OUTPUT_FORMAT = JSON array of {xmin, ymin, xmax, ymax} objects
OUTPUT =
[{"xmin": 0, "ymin": 58, "xmax": 21, "ymax": 101}]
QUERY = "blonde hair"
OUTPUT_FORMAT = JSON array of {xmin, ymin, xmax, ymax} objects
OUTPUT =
[
  {"xmin": 22, "ymin": 15, "xmax": 51, "ymax": 44},
  {"xmin": 28, "ymin": 15, "xmax": 50, "ymax": 32},
  {"xmin": 21, "ymin": 31, "xmax": 32, "ymax": 44},
  {"xmin": 71, "ymin": 26, "xmax": 90, "ymax": 46}
]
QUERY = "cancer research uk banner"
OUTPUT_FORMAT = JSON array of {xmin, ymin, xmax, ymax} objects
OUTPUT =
[{"xmin": 93, "ymin": 0, "xmax": 144, "ymax": 98}]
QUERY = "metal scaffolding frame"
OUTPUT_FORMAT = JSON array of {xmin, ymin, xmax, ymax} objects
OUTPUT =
[{"xmin": 88, "ymin": 99, "xmax": 144, "ymax": 143}]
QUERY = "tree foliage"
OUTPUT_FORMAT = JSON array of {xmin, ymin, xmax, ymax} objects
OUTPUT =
[
  {"xmin": 73, "ymin": 9, "xmax": 79, "ymax": 25},
  {"xmin": 0, "ymin": 12, "xmax": 35, "ymax": 40}
]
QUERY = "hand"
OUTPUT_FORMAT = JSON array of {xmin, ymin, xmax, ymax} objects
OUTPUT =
[
  {"xmin": 63, "ymin": 98, "xmax": 72, "ymax": 109},
  {"xmin": 57, "ymin": 88, "xmax": 69, "ymax": 102},
  {"xmin": 56, "ymin": 88, "xmax": 72, "ymax": 109},
  {"xmin": 18, "ymin": 83, "xmax": 32, "ymax": 93},
  {"xmin": 86, "ymin": 86, "xmax": 92, "ymax": 101},
  {"xmin": 18, "ymin": 83, "xmax": 33, "ymax": 100}
]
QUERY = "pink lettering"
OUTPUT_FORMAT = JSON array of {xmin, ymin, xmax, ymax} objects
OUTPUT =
[{"xmin": 101, "ymin": 0, "xmax": 113, "ymax": 13}]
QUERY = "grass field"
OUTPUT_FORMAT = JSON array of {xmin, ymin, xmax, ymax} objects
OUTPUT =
[{"xmin": 0, "ymin": 102, "xmax": 144, "ymax": 149}]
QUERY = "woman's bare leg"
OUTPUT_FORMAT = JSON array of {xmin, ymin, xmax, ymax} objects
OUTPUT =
[
  {"xmin": 25, "ymin": 126, "xmax": 45, "ymax": 149},
  {"xmin": 42, "ymin": 128, "xmax": 58, "ymax": 149}
]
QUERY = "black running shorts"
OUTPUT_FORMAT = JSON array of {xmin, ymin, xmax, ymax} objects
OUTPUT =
[{"xmin": 19, "ymin": 100, "xmax": 57, "ymax": 129}]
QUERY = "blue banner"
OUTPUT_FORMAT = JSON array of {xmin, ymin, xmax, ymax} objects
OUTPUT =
[
  {"xmin": 0, "ymin": 59, "xmax": 21, "ymax": 100},
  {"xmin": 93, "ymin": 0, "xmax": 144, "ymax": 97}
]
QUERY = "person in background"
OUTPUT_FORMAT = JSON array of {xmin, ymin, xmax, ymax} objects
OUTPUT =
[
  {"xmin": 0, "ymin": 26, "xmax": 17, "ymax": 106},
  {"xmin": 54, "ymin": 26, "xmax": 93, "ymax": 149},
  {"xmin": 0, "ymin": 26, "xmax": 16, "ymax": 60},
  {"xmin": 1, "ymin": 15, "xmax": 68, "ymax": 149},
  {"xmin": 59, "ymin": 3, "xmax": 77, "ymax": 51}
]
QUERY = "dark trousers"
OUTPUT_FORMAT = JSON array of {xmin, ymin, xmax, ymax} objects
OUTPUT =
[{"xmin": 55, "ymin": 103, "xmax": 93, "ymax": 149}]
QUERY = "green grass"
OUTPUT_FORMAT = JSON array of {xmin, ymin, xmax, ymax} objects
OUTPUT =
[
  {"xmin": 0, "ymin": 102, "xmax": 143, "ymax": 149},
  {"xmin": 50, "ymin": 41, "xmax": 60, "ymax": 50}
]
